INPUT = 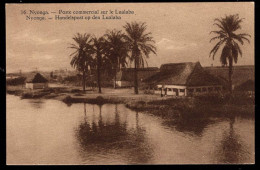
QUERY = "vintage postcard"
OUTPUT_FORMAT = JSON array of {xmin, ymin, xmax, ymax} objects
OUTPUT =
[{"xmin": 6, "ymin": 2, "xmax": 255, "ymax": 165}]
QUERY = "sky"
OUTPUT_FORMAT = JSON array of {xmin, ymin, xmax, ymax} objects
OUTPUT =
[{"xmin": 6, "ymin": 2, "xmax": 254, "ymax": 73}]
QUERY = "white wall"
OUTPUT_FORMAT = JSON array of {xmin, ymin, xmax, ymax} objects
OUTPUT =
[
  {"xmin": 116, "ymin": 81, "xmax": 132, "ymax": 87},
  {"xmin": 26, "ymin": 83, "xmax": 48, "ymax": 89},
  {"xmin": 153, "ymin": 84, "xmax": 222, "ymax": 96}
]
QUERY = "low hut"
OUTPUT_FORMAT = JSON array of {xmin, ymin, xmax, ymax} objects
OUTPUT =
[
  {"xmin": 234, "ymin": 79, "xmax": 255, "ymax": 93},
  {"xmin": 25, "ymin": 73, "xmax": 48, "ymax": 89},
  {"xmin": 144, "ymin": 62, "xmax": 223, "ymax": 96},
  {"xmin": 204, "ymin": 65, "xmax": 254, "ymax": 90}
]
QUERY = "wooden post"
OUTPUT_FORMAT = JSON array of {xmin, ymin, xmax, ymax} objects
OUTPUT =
[
  {"xmin": 161, "ymin": 86, "xmax": 163, "ymax": 97},
  {"xmin": 177, "ymin": 89, "xmax": 180, "ymax": 96}
]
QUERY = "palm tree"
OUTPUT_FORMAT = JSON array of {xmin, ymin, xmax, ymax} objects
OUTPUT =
[
  {"xmin": 123, "ymin": 22, "xmax": 157, "ymax": 94},
  {"xmin": 91, "ymin": 36, "xmax": 106, "ymax": 93},
  {"xmin": 209, "ymin": 14, "xmax": 251, "ymax": 93},
  {"xmin": 104, "ymin": 29, "xmax": 129, "ymax": 88},
  {"xmin": 69, "ymin": 33, "xmax": 92, "ymax": 92}
]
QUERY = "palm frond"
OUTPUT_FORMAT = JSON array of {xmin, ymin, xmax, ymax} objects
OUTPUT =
[
  {"xmin": 209, "ymin": 39, "xmax": 226, "ymax": 60},
  {"xmin": 220, "ymin": 44, "xmax": 231, "ymax": 66},
  {"xmin": 233, "ymin": 41, "xmax": 242, "ymax": 57},
  {"xmin": 213, "ymin": 23, "xmax": 226, "ymax": 32},
  {"xmin": 210, "ymin": 14, "xmax": 250, "ymax": 66}
]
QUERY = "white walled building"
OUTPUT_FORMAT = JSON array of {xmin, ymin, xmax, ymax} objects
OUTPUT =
[
  {"xmin": 25, "ymin": 73, "xmax": 48, "ymax": 90},
  {"xmin": 144, "ymin": 62, "xmax": 223, "ymax": 97}
]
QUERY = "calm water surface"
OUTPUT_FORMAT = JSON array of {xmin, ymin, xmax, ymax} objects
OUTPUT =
[{"xmin": 6, "ymin": 95, "xmax": 255, "ymax": 165}]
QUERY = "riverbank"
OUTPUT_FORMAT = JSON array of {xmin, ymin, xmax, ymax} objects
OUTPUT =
[
  {"xmin": 6, "ymin": 85, "xmax": 255, "ymax": 119},
  {"xmin": 6, "ymin": 85, "xmax": 169, "ymax": 103}
]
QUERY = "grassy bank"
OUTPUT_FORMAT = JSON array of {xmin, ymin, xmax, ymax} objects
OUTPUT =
[
  {"xmin": 125, "ymin": 94, "xmax": 255, "ymax": 120},
  {"xmin": 7, "ymin": 85, "xmax": 78, "ymax": 100},
  {"xmin": 7, "ymin": 85, "xmax": 255, "ymax": 120}
]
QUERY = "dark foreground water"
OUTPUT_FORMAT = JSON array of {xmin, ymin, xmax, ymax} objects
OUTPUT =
[{"xmin": 6, "ymin": 95, "xmax": 255, "ymax": 165}]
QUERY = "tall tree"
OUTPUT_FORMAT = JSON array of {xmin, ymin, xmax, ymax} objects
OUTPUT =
[
  {"xmin": 69, "ymin": 33, "xmax": 92, "ymax": 92},
  {"xmin": 123, "ymin": 22, "xmax": 157, "ymax": 94},
  {"xmin": 104, "ymin": 29, "xmax": 129, "ymax": 88},
  {"xmin": 209, "ymin": 14, "xmax": 251, "ymax": 93},
  {"xmin": 91, "ymin": 36, "xmax": 106, "ymax": 93}
]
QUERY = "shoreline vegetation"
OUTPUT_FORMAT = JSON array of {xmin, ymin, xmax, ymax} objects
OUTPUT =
[{"xmin": 7, "ymin": 85, "xmax": 255, "ymax": 121}]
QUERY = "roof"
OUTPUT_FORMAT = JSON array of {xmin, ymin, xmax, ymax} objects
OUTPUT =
[
  {"xmin": 160, "ymin": 62, "xmax": 194, "ymax": 71},
  {"xmin": 144, "ymin": 62, "xmax": 222, "ymax": 87},
  {"xmin": 116, "ymin": 67, "xmax": 159, "ymax": 81},
  {"xmin": 121, "ymin": 67, "xmax": 159, "ymax": 71},
  {"xmin": 234, "ymin": 79, "xmax": 255, "ymax": 91},
  {"xmin": 204, "ymin": 65, "xmax": 254, "ymax": 87},
  {"xmin": 26, "ymin": 73, "xmax": 48, "ymax": 83}
]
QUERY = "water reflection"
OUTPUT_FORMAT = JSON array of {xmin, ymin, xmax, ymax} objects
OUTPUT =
[
  {"xmin": 7, "ymin": 95, "xmax": 254, "ymax": 164},
  {"xmin": 28, "ymin": 99, "xmax": 45, "ymax": 109},
  {"xmin": 162, "ymin": 117, "xmax": 215, "ymax": 137},
  {"xmin": 75, "ymin": 104, "xmax": 154, "ymax": 164},
  {"xmin": 127, "ymin": 111, "xmax": 154, "ymax": 164},
  {"xmin": 66, "ymin": 102, "xmax": 73, "ymax": 107},
  {"xmin": 215, "ymin": 116, "xmax": 249, "ymax": 163}
]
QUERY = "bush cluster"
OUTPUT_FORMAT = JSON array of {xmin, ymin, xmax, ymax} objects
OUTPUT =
[{"xmin": 6, "ymin": 77, "xmax": 26, "ymax": 85}]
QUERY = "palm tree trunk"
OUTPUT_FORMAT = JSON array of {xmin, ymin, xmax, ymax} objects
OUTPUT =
[
  {"xmin": 134, "ymin": 56, "xmax": 139, "ymax": 94},
  {"xmin": 97, "ymin": 55, "xmax": 102, "ymax": 93},
  {"xmin": 228, "ymin": 57, "xmax": 233, "ymax": 93},
  {"xmin": 82, "ymin": 69, "xmax": 86, "ymax": 92},
  {"xmin": 114, "ymin": 68, "xmax": 117, "ymax": 89}
]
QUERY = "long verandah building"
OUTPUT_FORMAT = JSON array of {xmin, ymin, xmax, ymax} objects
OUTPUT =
[{"xmin": 144, "ymin": 62, "xmax": 223, "ymax": 97}]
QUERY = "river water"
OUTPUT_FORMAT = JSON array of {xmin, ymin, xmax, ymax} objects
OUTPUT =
[{"xmin": 6, "ymin": 95, "xmax": 255, "ymax": 165}]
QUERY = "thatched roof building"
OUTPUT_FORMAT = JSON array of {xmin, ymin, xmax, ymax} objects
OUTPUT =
[
  {"xmin": 204, "ymin": 65, "xmax": 254, "ymax": 91},
  {"xmin": 145, "ymin": 62, "xmax": 221, "ymax": 86},
  {"xmin": 234, "ymin": 79, "xmax": 255, "ymax": 92},
  {"xmin": 26, "ymin": 73, "xmax": 48, "ymax": 83},
  {"xmin": 25, "ymin": 73, "xmax": 48, "ymax": 89},
  {"xmin": 115, "ymin": 67, "xmax": 159, "ymax": 87},
  {"xmin": 144, "ymin": 62, "xmax": 223, "ymax": 96}
]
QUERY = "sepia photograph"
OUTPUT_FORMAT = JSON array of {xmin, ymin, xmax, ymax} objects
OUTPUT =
[{"xmin": 6, "ymin": 2, "xmax": 255, "ymax": 165}]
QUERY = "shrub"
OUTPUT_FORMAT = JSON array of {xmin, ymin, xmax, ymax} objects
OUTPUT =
[
  {"xmin": 194, "ymin": 92, "xmax": 254, "ymax": 105},
  {"xmin": 194, "ymin": 93, "xmax": 225, "ymax": 105},
  {"xmin": 71, "ymin": 89, "xmax": 81, "ymax": 93},
  {"xmin": 6, "ymin": 77, "xmax": 26, "ymax": 86},
  {"xmin": 228, "ymin": 92, "xmax": 255, "ymax": 105},
  {"xmin": 62, "ymin": 95, "xmax": 73, "ymax": 103}
]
